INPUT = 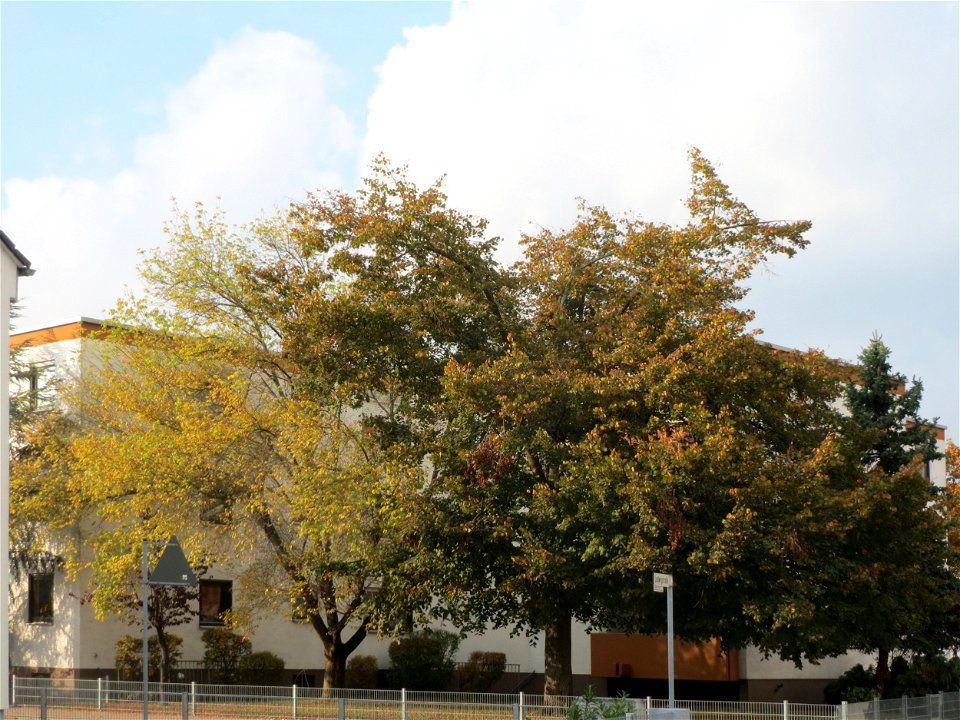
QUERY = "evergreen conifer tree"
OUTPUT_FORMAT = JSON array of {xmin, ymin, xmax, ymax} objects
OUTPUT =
[
  {"xmin": 842, "ymin": 335, "xmax": 952, "ymax": 694},
  {"xmin": 845, "ymin": 334, "xmax": 940, "ymax": 473}
]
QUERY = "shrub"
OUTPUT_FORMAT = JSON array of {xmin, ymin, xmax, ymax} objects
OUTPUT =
[
  {"xmin": 459, "ymin": 651, "xmax": 506, "ymax": 692},
  {"xmin": 238, "ymin": 651, "xmax": 285, "ymax": 686},
  {"xmin": 388, "ymin": 628, "xmax": 460, "ymax": 690},
  {"xmin": 202, "ymin": 628, "xmax": 252, "ymax": 684},
  {"xmin": 887, "ymin": 655, "xmax": 960, "ymax": 698},
  {"xmin": 824, "ymin": 664, "xmax": 877, "ymax": 703},
  {"xmin": 346, "ymin": 655, "xmax": 379, "ymax": 689},
  {"xmin": 567, "ymin": 686, "xmax": 633, "ymax": 720},
  {"xmin": 826, "ymin": 656, "xmax": 960, "ymax": 702},
  {"xmin": 115, "ymin": 634, "xmax": 182, "ymax": 682}
]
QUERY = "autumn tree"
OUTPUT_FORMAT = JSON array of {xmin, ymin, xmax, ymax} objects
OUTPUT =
[
  {"xmin": 8, "ymin": 305, "xmax": 57, "ymax": 567},
  {"xmin": 946, "ymin": 440, "xmax": 960, "ymax": 568},
  {"xmin": 421, "ymin": 159, "xmax": 866, "ymax": 694},
  {"xmin": 16, "ymin": 154, "xmax": 953, "ymax": 697},
  {"xmin": 278, "ymin": 152, "xmax": 869, "ymax": 694},
  {"xmin": 10, "ymin": 209, "xmax": 423, "ymax": 690}
]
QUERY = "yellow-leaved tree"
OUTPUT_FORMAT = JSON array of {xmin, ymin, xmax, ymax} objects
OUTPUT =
[{"xmin": 11, "ymin": 208, "xmax": 423, "ymax": 689}]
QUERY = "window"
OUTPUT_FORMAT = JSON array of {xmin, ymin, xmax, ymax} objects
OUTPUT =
[
  {"xmin": 14, "ymin": 364, "xmax": 46, "ymax": 411},
  {"xmin": 28, "ymin": 573, "xmax": 53, "ymax": 624},
  {"xmin": 199, "ymin": 580, "xmax": 232, "ymax": 626}
]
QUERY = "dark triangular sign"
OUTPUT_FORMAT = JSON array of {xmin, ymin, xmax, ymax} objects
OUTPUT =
[{"xmin": 149, "ymin": 536, "xmax": 197, "ymax": 586}]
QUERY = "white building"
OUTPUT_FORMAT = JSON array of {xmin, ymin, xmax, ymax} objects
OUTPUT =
[
  {"xmin": 7, "ymin": 318, "xmax": 950, "ymax": 702},
  {"xmin": 2, "ymin": 231, "xmax": 33, "ymax": 713}
]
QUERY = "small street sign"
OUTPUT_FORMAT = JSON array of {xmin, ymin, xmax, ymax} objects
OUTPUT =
[
  {"xmin": 653, "ymin": 572, "xmax": 673, "ymax": 593},
  {"xmin": 149, "ymin": 536, "xmax": 197, "ymax": 587}
]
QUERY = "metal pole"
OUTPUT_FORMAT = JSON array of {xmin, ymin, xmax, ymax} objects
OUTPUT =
[
  {"xmin": 142, "ymin": 539, "xmax": 149, "ymax": 720},
  {"xmin": 666, "ymin": 584, "xmax": 675, "ymax": 708}
]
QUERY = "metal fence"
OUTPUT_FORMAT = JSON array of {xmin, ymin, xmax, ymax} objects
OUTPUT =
[
  {"xmin": 845, "ymin": 693, "xmax": 960, "ymax": 720},
  {"xmin": 5, "ymin": 678, "xmax": 953, "ymax": 720}
]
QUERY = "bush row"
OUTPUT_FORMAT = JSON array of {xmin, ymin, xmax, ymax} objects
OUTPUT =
[{"xmin": 116, "ymin": 628, "xmax": 506, "ymax": 690}]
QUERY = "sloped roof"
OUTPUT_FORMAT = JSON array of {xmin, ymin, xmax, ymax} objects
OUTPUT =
[{"xmin": 0, "ymin": 230, "xmax": 33, "ymax": 275}]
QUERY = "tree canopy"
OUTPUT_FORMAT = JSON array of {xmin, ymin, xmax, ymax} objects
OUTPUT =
[
  {"xmin": 273, "ymin": 151, "xmax": 873, "ymax": 693},
  {"xmin": 11, "ymin": 207, "xmax": 425, "ymax": 690},
  {"xmin": 11, "ymin": 152, "xmax": 958, "ymax": 694}
]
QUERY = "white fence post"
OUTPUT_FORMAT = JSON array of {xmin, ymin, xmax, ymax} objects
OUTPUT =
[
  {"xmin": 842, "ymin": 700, "xmax": 848, "ymax": 720},
  {"xmin": 519, "ymin": 691, "xmax": 525, "ymax": 720},
  {"xmin": 292, "ymin": 683, "xmax": 298, "ymax": 720},
  {"xmin": 10, "ymin": 676, "xmax": 14, "ymax": 707},
  {"xmin": 784, "ymin": 699, "xmax": 789, "ymax": 720},
  {"xmin": 97, "ymin": 677, "xmax": 102, "ymax": 710},
  {"xmin": 647, "ymin": 697, "xmax": 653, "ymax": 710},
  {"xmin": 402, "ymin": 687, "xmax": 408, "ymax": 720}
]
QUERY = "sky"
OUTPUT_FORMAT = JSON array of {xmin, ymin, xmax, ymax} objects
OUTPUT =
[{"xmin": 1, "ymin": 1, "xmax": 957, "ymax": 436}]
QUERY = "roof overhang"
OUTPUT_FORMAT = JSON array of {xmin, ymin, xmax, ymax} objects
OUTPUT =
[{"xmin": 1, "ymin": 230, "xmax": 34, "ymax": 276}]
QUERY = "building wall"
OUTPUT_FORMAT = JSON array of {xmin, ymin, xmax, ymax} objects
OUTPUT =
[
  {"xmin": 6, "ymin": 320, "xmax": 952, "ymax": 702},
  {"xmin": 13, "ymin": 561, "xmax": 592, "ymax": 679},
  {"xmin": 4, "ymin": 237, "xmax": 32, "ymax": 708}
]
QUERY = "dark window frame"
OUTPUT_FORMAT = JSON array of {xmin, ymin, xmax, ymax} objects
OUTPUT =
[
  {"xmin": 198, "ymin": 579, "xmax": 232, "ymax": 626},
  {"xmin": 28, "ymin": 572, "xmax": 54, "ymax": 624}
]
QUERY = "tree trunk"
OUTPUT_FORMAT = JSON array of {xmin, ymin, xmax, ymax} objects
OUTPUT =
[
  {"xmin": 155, "ymin": 626, "xmax": 169, "ymax": 684},
  {"xmin": 323, "ymin": 643, "xmax": 348, "ymax": 691},
  {"xmin": 874, "ymin": 647, "xmax": 890, "ymax": 696},
  {"xmin": 320, "ymin": 625, "xmax": 367, "ymax": 691},
  {"xmin": 543, "ymin": 614, "xmax": 572, "ymax": 696}
]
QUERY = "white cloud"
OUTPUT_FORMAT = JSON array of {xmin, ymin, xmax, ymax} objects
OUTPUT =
[
  {"xmin": 363, "ymin": 3, "xmax": 955, "ymax": 255},
  {"xmin": 136, "ymin": 28, "xmax": 353, "ymax": 212},
  {"xmin": 364, "ymin": 2, "xmax": 848, "ymax": 247},
  {"xmin": 3, "ymin": 28, "xmax": 354, "ymax": 328},
  {"xmin": 362, "ymin": 1, "xmax": 958, "ymax": 431},
  {"xmin": 1, "ymin": 5, "xmax": 954, "ymax": 432}
]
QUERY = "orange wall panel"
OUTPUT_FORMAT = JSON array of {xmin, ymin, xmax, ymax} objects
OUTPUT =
[
  {"xmin": 10, "ymin": 320, "xmax": 103, "ymax": 349},
  {"xmin": 590, "ymin": 633, "xmax": 738, "ymax": 681}
]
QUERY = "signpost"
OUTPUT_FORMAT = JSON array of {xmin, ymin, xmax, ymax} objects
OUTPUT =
[
  {"xmin": 142, "ymin": 537, "xmax": 196, "ymax": 720},
  {"xmin": 653, "ymin": 572, "xmax": 675, "ymax": 709}
]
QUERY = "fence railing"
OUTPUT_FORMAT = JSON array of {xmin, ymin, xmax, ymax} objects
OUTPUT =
[
  {"xmin": 844, "ymin": 693, "xmax": 960, "ymax": 720},
  {"xmin": 7, "ymin": 678, "xmax": 955, "ymax": 720}
]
